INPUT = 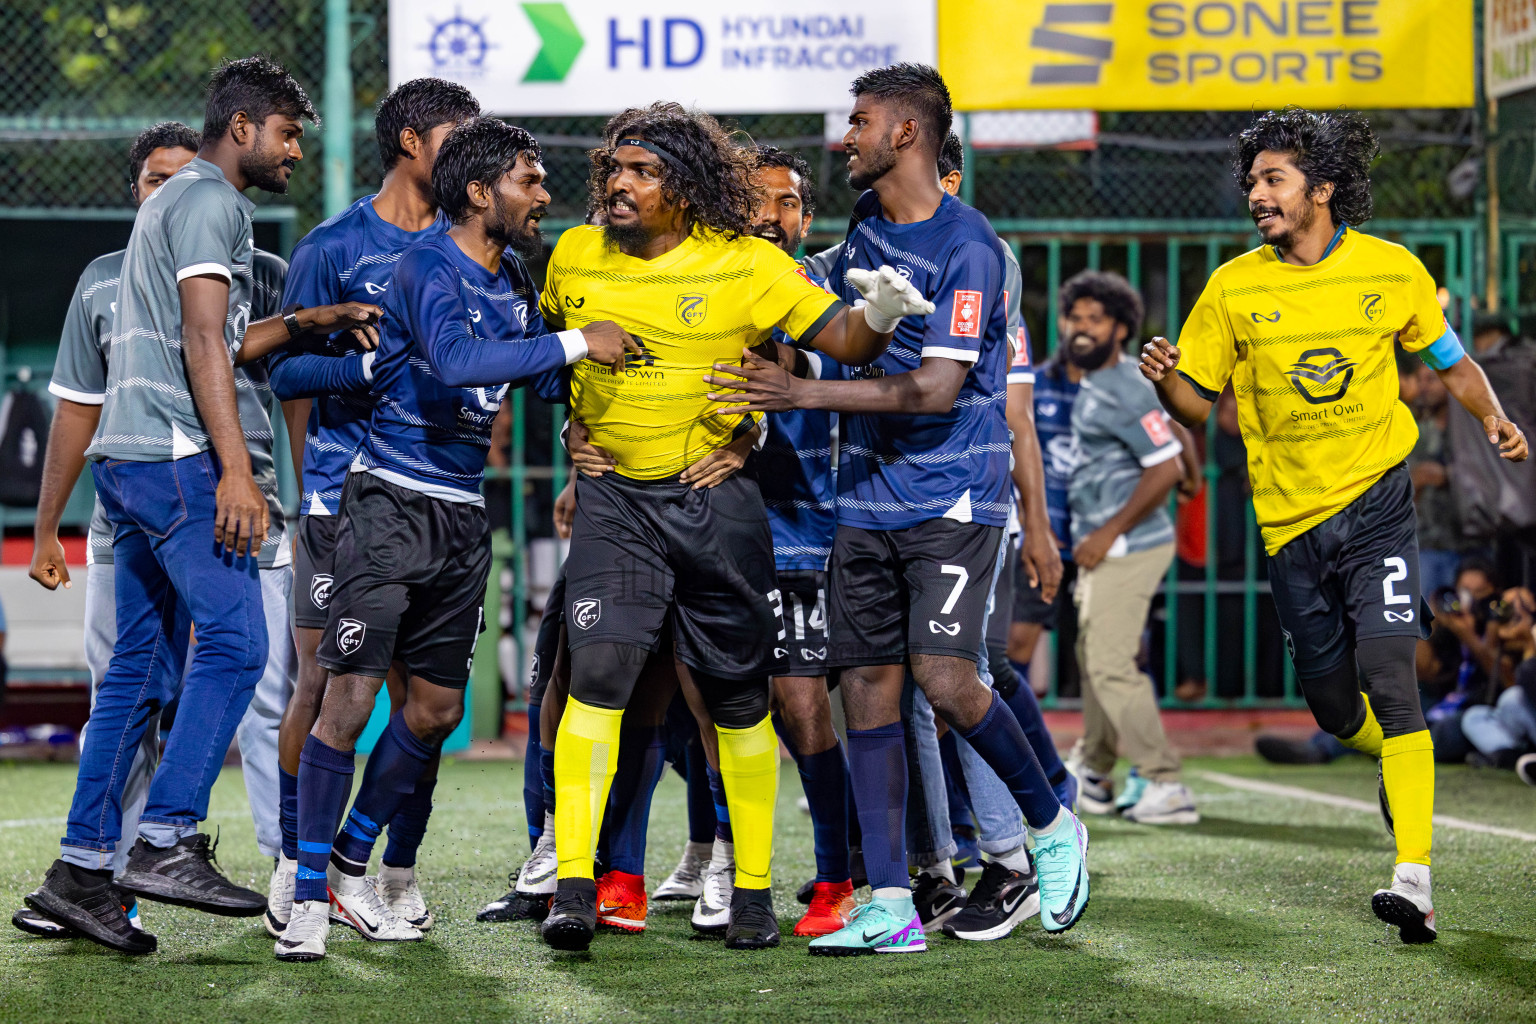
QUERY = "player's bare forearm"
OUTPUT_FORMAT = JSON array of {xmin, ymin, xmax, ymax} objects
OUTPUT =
[
  {"xmin": 34, "ymin": 399, "xmax": 100, "ymax": 539},
  {"xmin": 806, "ymin": 306, "xmax": 892, "ymax": 366},
  {"xmin": 237, "ymin": 303, "xmax": 383, "ymax": 366},
  {"xmin": 282, "ymin": 398, "xmax": 311, "ymax": 498},
  {"xmin": 1154, "ymin": 374, "xmax": 1213, "ymax": 428},
  {"xmin": 1006, "ymin": 382, "xmax": 1050, "ymax": 537},
  {"xmin": 1438, "ymin": 355, "xmax": 1529, "ymax": 461},
  {"xmin": 707, "ymin": 352, "xmax": 964, "ymax": 416},
  {"xmin": 1104, "ymin": 459, "xmax": 1182, "ymax": 538}
]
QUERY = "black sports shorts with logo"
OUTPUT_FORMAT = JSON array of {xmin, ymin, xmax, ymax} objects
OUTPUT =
[
  {"xmin": 827, "ymin": 518, "xmax": 1004, "ymax": 667},
  {"xmin": 293, "ymin": 513, "xmax": 340, "ymax": 629},
  {"xmin": 1267, "ymin": 462, "xmax": 1431, "ymax": 678},
  {"xmin": 777, "ymin": 569, "xmax": 830, "ymax": 677},
  {"xmin": 316, "ymin": 472, "xmax": 490, "ymax": 689},
  {"xmin": 562, "ymin": 470, "xmax": 784, "ymax": 681}
]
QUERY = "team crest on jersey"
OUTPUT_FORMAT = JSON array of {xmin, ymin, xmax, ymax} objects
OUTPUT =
[
  {"xmin": 676, "ymin": 293, "xmax": 708, "ymax": 328},
  {"xmin": 310, "ymin": 573, "xmax": 334, "ymax": 610},
  {"xmin": 337, "ymin": 618, "xmax": 366, "ymax": 655},
  {"xmin": 1286, "ymin": 347, "xmax": 1357, "ymax": 405},
  {"xmin": 950, "ymin": 290, "xmax": 983, "ymax": 338},
  {"xmin": 1358, "ymin": 291, "xmax": 1386, "ymax": 325},
  {"xmin": 572, "ymin": 598, "xmax": 601, "ymax": 630}
]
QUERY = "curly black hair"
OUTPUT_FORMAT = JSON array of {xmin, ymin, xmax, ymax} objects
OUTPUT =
[
  {"xmin": 375, "ymin": 77, "xmax": 481, "ymax": 171},
  {"xmin": 432, "ymin": 116, "xmax": 542, "ymax": 224},
  {"xmin": 753, "ymin": 144, "xmax": 816, "ymax": 218},
  {"xmin": 129, "ymin": 121, "xmax": 199, "ymax": 183},
  {"xmin": 202, "ymin": 55, "xmax": 317, "ymax": 143},
  {"xmin": 588, "ymin": 102, "xmax": 757, "ymax": 239},
  {"xmin": 1235, "ymin": 108, "xmax": 1377, "ymax": 227},
  {"xmin": 938, "ymin": 130, "xmax": 964, "ymax": 179},
  {"xmin": 1060, "ymin": 270, "xmax": 1144, "ymax": 339},
  {"xmin": 850, "ymin": 63, "xmax": 953, "ymax": 157}
]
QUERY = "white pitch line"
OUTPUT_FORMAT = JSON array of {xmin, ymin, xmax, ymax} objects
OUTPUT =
[
  {"xmin": 0, "ymin": 817, "xmax": 66, "ymax": 830},
  {"xmin": 1197, "ymin": 771, "xmax": 1536, "ymax": 844}
]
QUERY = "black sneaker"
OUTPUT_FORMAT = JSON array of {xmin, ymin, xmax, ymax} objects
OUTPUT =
[
  {"xmin": 478, "ymin": 874, "xmax": 549, "ymax": 923},
  {"xmin": 24, "ymin": 861, "xmax": 157, "ymax": 955},
  {"xmin": 913, "ymin": 868, "xmax": 966, "ymax": 930},
  {"xmin": 13, "ymin": 905, "xmax": 77, "ymax": 938},
  {"xmin": 1377, "ymin": 762, "xmax": 1394, "ymax": 837},
  {"xmin": 540, "ymin": 881, "xmax": 597, "ymax": 951},
  {"xmin": 115, "ymin": 834, "xmax": 267, "ymax": 917},
  {"xmin": 942, "ymin": 859, "xmax": 1040, "ymax": 941},
  {"xmin": 724, "ymin": 886, "xmax": 779, "ymax": 950}
]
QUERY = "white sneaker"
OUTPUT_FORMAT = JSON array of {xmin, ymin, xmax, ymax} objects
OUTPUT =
[
  {"xmin": 265, "ymin": 855, "xmax": 297, "ymax": 938},
  {"xmin": 1121, "ymin": 780, "xmax": 1200, "ymax": 825},
  {"xmin": 654, "ymin": 840, "xmax": 710, "ymax": 901},
  {"xmin": 1372, "ymin": 863, "xmax": 1436, "ymax": 944},
  {"xmin": 274, "ymin": 898, "xmax": 330, "ymax": 962},
  {"xmin": 328, "ymin": 867, "xmax": 422, "ymax": 941},
  {"xmin": 378, "ymin": 864, "xmax": 433, "ymax": 931},
  {"xmin": 690, "ymin": 838, "xmax": 734, "ymax": 933},
  {"xmin": 516, "ymin": 813, "xmax": 558, "ymax": 897}
]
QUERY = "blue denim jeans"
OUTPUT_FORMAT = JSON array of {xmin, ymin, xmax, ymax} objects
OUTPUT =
[
  {"xmin": 62, "ymin": 452, "xmax": 266, "ymax": 869},
  {"xmin": 1461, "ymin": 686, "xmax": 1536, "ymax": 756}
]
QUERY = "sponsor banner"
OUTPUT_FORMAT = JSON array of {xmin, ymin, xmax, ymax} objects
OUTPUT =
[
  {"xmin": 939, "ymin": 1, "xmax": 1473, "ymax": 111},
  {"xmin": 389, "ymin": 1, "xmax": 935, "ymax": 115},
  {"xmin": 1489, "ymin": 0, "xmax": 1536, "ymax": 99}
]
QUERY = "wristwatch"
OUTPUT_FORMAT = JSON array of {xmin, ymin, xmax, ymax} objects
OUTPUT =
[{"xmin": 282, "ymin": 304, "xmax": 304, "ymax": 339}]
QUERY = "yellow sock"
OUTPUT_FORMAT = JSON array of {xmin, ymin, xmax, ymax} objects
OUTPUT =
[
  {"xmin": 1338, "ymin": 693, "xmax": 1384, "ymax": 757},
  {"xmin": 716, "ymin": 716, "xmax": 779, "ymax": 890},
  {"xmin": 553, "ymin": 698, "xmax": 623, "ymax": 881},
  {"xmin": 1382, "ymin": 730, "xmax": 1434, "ymax": 867}
]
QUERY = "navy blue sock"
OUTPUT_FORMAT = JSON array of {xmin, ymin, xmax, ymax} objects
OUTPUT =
[
  {"xmin": 382, "ymin": 753, "xmax": 438, "ymax": 869},
  {"xmin": 937, "ymin": 729, "xmax": 974, "ymax": 830},
  {"xmin": 523, "ymin": 701, "xmax": 544, "ymax": 849},
  {"xmin": 332, "ymin": 711, "xmax": 436, "ymax": 875},
  {"xmin": 963, "ymin": 691, "xmax": 1061, "ymax": 830},
  {"xmin": 605, "ymin": 725, "xmax": 667, "ymax": 875},
  {"xmin": 684, "ymin": 736, "xmax": 715, "ymax": 844},
  {"xmin": 279, "ymin": 767, "xmax": 299, "ymax": 861},
  {"xmin": 295, "ymin": 736, "xmax": 355, "ymax": 903},
  {"xmin": 846, "ymin": 722, "xmax": 908, "ymax": 892},
  {"xmin": 540, "ymin": 742, "xmax": 556, "ymax": 818},
  {"xmin": 1001, "ymin": 674, "xmax": 1070, "ymax": 793},
  {"xmin": 706, "ymin": 762, "xmax": 733, "ymax": 844},
  {"xmin": 796, "ymin": 743, "xmax": 852, "ymax": 883}
]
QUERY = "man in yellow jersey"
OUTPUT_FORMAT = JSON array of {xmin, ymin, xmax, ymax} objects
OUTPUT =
[
  {"xmin": 1141, "ymin": 108, "xmax": 1527, "ymax": 944},
  {"xmin": 535, "ymin": 101, "xmax": 933, "ymax": 953}
]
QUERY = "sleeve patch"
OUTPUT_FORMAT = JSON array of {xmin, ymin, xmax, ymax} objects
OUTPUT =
[
  {"xmin": 1140, "ymin": 410, "xmax": 1174, "ymax": 447},
  {"xmin": 950, "ymin": 290, "xmax": 983, "ymax": 338},
  {"xmin": 1010, "ymin": 328, "xmax": 1031, "ymax": 368}
]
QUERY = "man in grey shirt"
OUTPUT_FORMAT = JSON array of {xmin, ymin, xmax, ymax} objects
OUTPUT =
[
  {"xmin": 1059, "ymin": 270, "xmax": 1197, "ymax": 827},
  {"xmin": 21, "ymin": 57, "xmax": 377, "ymax": 956}
]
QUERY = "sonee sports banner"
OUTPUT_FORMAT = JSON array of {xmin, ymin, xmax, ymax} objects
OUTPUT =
[
  {"xmin": 389, "ymin": 0, "xmax": 936, "ymax": 115},
  {"xmin": 938, "ymin": 1, "xmax": 1473, "ymax": 111}
]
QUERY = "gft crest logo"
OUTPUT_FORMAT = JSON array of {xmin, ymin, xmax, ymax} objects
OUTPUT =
[
  {"xmin": 675, "ymin": 293, "xmax": 708, "ymax": 328},
  {"xmin": 1286, "ymin": 348, "xmax": 1358, "ymax": 405},
  {"xmin": 1358, "ymin": 291, "xmax": 1386, "ymax": 325}
]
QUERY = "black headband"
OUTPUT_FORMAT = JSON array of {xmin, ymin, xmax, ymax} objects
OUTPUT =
[{"xmin": 615, "ymin": 137, "xmax": 694, "ymax": 178}]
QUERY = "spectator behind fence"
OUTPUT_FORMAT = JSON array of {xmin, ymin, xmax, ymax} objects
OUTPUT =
[
  {"xmin": 1460, "ymin": 588, "xmax": 1536, "ymax": 772},
  {"xmin": 1405, "ymin": 357, "xmax": 1478, "ymax": 598}
]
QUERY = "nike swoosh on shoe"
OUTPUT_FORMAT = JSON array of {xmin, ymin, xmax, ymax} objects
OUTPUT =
[{"xmin": 1050, "ymin": 873, "xmax": 1082, "ymax": 926}]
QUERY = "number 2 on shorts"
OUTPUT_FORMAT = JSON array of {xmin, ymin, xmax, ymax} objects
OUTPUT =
[{"xmin": 1381, "ymin": 557, "xmax": 1410, "ymax": 606}]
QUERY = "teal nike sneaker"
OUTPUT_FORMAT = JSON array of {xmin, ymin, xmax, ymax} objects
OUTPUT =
[
  {"xmin": 1113, "ymin": 769, "xmax": 1146, "ymax": 813},
  {"xmin": 1032, "ymin": 810, "xmax": 1090, "ymax": 934},
  {"xmin": 807, "ymin": 894, "xmax": 926, "ymax": 956}
]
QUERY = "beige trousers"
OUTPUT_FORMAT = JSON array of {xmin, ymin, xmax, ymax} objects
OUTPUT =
[{"xmin": 1074, "ymin": 541, "xmax": 1181, "ymax": 782}]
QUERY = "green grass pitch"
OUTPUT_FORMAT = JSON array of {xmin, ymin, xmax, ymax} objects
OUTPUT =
[{"xmin": 1, "ymin": 756, "xmax": 1533, "ymax": 1023}]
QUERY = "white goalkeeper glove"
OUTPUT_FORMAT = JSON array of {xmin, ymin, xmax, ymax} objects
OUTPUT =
[{"xmin": 846, "ymin": 264, "xmax": 936, "ymax": 334}]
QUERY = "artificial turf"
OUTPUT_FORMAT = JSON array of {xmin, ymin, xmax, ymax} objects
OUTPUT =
[{"xmin": 1, "ymin": 755, "xmax": 1533, "ymax": 1023}]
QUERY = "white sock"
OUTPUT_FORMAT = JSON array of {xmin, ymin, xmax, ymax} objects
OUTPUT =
[
  {"xmin": 918, "ymin": 860, "xmax": 956, "ymax": 884},
  {"xmin": 873, "ymin": 886, "xmax": 910, "ymax": 901},
  {"xmin": 1028, "ymin": 805, "xmax": 1069, "ymax": 838},
  {"xmin": 989, "ymin": 845, "xmax": 1032, "ymax": 873}
]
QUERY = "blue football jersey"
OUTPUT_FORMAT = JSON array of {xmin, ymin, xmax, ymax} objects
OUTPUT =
[
  {"xmin": 353, "ymin": 234, "xmax": 571, "ymax": 504},
  {"xmin": 1031, "ymin": 359, "xmax": 1081, "ymax": 553},
  {"xmin": 270, "ymin": 196, "xmax": 448, "ymax": 515},
  {"xmin": 826, "ymin": 191, "xmax": 1011, "ymax": 530}
]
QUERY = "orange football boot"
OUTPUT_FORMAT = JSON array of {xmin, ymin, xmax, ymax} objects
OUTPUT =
[
  {"xmin": 595, "ymin": 870, "xmax": 647, "ymax": 932},
  {"xmin": 793, "ymin": 879, "xmax": 854, "ymax": 937}
]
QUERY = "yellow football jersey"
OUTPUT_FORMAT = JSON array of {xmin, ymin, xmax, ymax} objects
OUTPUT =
[
  {"xmin": 541, "ymin": 226, "xmax": 843, "ymax": 480},
  {"xmin": 1177, "ymin": 228, "xmax": 1450, "ymax": 554}
]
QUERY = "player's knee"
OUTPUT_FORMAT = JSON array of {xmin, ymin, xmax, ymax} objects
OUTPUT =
[
  {"xmin": 405, "ymin": 700, "xmax": 464, "ymax": 746},
  {"xmin": 696, "ymin": 673, "xmax": 770, "ymax": 730},
  {"xmin": 569, "ymin": 642, "xmax": 646, "ymax": 711},
  {"xmin": 1356, "ymin": 636, "xmax": 1425, "ymax": 738},
  {"xmin": 1297, "ymin": 659, "xmax": 1366, "ymax": 738},
  {"xmin": 315, "ymin": 672, "xmax": 383, "ymax": 746}
]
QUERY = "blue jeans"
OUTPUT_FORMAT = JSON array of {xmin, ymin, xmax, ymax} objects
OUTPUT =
[
  {"xmin": 1461, "ymin": 687, "xmax": 1536, "ymax": 756},
  {"xmin": 62, "ymin": 452, "xmax": 266, "ymax": 869}
]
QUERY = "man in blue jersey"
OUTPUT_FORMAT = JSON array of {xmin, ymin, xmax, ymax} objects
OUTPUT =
[
  {"xmin": 267, "ymin": 75, "xmax": 480, "ymax": 939},
  {"xmin": 746, "ymin": 145, "xmax": 854, "ymax": 938},
  {"xmin": 708, "ymin": 63, "xmax": 1091, "ymax": 955},
  {"xmin": 275, "ymin": 117, "xmax": 635, "ymax": 962}
]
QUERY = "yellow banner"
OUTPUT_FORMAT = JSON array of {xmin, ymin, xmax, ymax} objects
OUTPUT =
[{"xmin": 939, "ymin": 1, "xmax": 1473, "ymax": 111}]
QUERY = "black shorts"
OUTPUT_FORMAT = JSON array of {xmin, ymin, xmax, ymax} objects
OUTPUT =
[
  {"xmin": 562, "ymin": 472, "xmax": 784, "ymax": 681},
  {"xmin": 317, "ymin": 473, "xmax": 491, "ymax": 689},
  {"xmin": 1268, "ymin": 462, "xmax": 1432, "ymax": 678},
  {"xmin": 828, "ymin": 519, "xmax": 1003, "ymax": 667},
  {"xmin": 527, "ymin": 568, "xmax": 566, "ymax": 706},
  {"xmin": 1013, "ymin": 552, "xmax": 1077, "ymax": 631},
  {"xmin": 293, "ymin": 513, "xmax": 340, "ymax": 629},
  {"xmin": 776, "ymin": 569, "xmax": 829, "ymax": 677}
]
